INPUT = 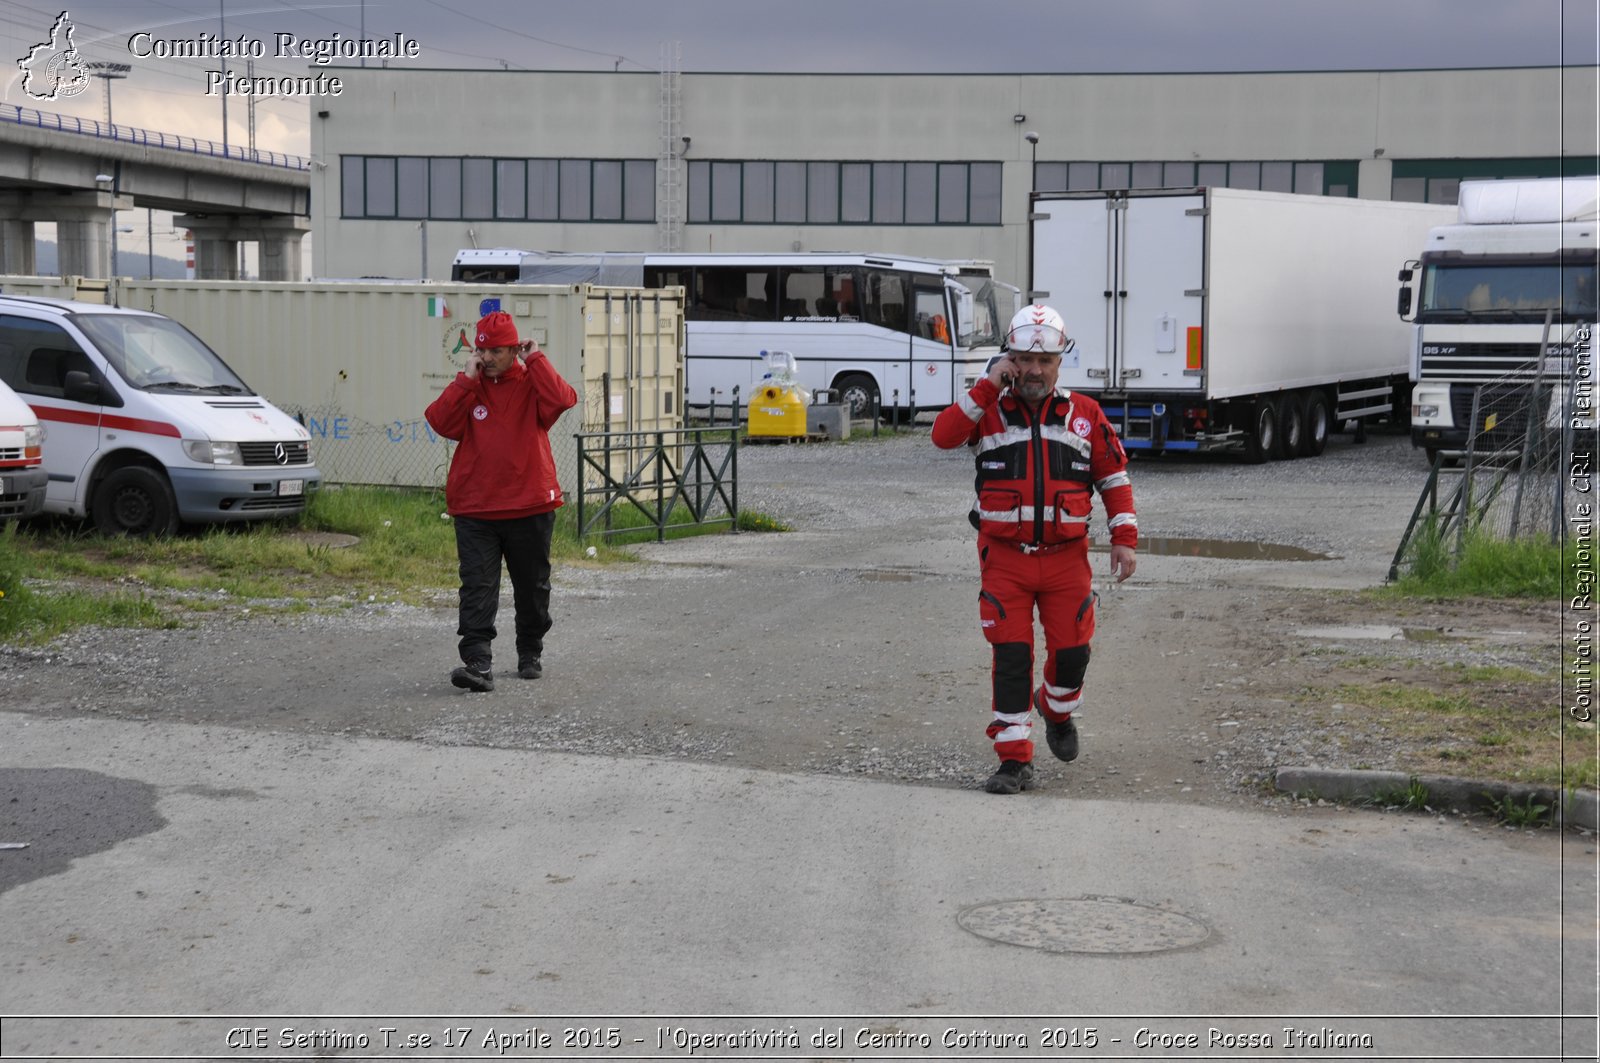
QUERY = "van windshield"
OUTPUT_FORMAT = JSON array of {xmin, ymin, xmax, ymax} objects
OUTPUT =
[{"xmin": 70, "ymin": 314, "xmax": 252, "ymax": 394}]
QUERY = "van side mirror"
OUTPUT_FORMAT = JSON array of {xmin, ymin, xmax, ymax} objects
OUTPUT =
[{"xmin": 63, "ymin": 369, "xmax": 102, "ymax": 404}]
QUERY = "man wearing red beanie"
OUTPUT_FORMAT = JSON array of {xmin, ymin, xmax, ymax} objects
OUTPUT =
[{"xmin": 425, "ymin": 310, "xmax": 579, "ymax": 692}]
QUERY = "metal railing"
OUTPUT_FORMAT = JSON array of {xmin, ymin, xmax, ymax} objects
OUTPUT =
[
  {"xmin": 574, "ymin": 426, "xmax": 739, "ymax": 542},
  {"xmin": 1, "ymin": 102, "xmax": 311, "ymax": 171}
]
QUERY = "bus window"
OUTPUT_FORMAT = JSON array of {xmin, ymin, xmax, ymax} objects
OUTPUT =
[
  {"xmin": 913, "ymin": 285, "xmax": 948, "ymax": 340},
  {"xmin": 691, "ymin": 266, "xmax": 777, "ymax": 321},
  {"xmin": 779, "ymin": 266, "xmax": 861, "ymax": 320},
  {"xmin": 863, "ymin": 269, "xmax": 909, "ymax": 334}
]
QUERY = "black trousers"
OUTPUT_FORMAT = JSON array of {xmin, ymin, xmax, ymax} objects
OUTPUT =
[{"xmin": 453, "ymin": 511, "xmax": 555, "ymax": 668}]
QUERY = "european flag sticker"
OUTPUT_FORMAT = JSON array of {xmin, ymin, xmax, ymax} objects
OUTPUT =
[{"xmin": 478, "ymin": 297, "xmax": 502, "ymax": 316}]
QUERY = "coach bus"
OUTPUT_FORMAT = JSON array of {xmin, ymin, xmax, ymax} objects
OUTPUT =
[{"xmin": 451, "ymin": 249, "xmax": 1021, "ymax": 419}]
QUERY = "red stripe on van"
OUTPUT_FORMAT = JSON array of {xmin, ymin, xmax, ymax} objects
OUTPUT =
[{"xmin": 31, "ymin": 405, "xmax": 182, "ymax": 438}]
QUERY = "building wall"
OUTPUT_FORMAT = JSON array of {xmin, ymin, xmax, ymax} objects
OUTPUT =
[{"xmin": 312, "ymin": 66, "xmax": 1598, "ymax": 292}]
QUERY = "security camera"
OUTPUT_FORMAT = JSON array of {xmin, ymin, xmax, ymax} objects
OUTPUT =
[
  {"xmin": 681, "ymin": 136, "xmax": 691, "ymax": 149},
  {"xmin": 1024, "ymin": 132, "xmax": 1039, "ymax": 145}
]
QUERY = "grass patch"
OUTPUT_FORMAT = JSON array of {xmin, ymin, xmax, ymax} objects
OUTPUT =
[
  {"xmin": 3, "ymin": 486, "xmax": 786, "ymax": 642},
  {"xmin": 1300, "ymin": 673, "xmax": 1595, "ymax": 790},
  {"xmin": 1387, "ymin": 518, "xmax": 1565, "ymax": 599}
]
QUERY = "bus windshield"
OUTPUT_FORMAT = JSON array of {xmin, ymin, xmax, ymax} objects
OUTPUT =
[
  {"xmin": 1420, "ymin": 258, "xmax": 1597, "ymax": 324},
  {"xmin": 950, "ymin": 275, "xmax": 1014, "ymax": 349}
]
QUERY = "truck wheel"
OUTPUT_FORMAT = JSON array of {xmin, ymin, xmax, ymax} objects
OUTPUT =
[
  {"xmin": 92, "ymin": 466, "xmax": 180, "ymax": 537},
  {"xmin": 1278, "ymin": 398, "xmax": 1305, "ymax": 460},
  {"xmin": 1241, "ymin": 398, "xmax": 1280, "ymax": 464},
  {"xmin": 833, "ymin": 373, "xmax": 879, "ymax": 420},
  {"xmin": 1302, "ymin": 391, "xmax": 1330, "ymax": 457}
]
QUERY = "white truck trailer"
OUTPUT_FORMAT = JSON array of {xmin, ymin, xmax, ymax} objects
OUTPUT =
[
  {"xmin": 1397, "ymin": 176, "xmax": 1598, "ymax": 461},
  {"xmin": 1030, "ymin": 187, "xmax": 1453, "ymax": 461}
]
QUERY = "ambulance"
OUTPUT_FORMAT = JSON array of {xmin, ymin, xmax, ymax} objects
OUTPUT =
[{"xmin": 0, "ymin": 295, "xmax": 319, "ymax": 535}]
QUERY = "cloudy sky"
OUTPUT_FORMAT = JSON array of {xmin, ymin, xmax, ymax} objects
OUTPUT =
[{"xmin": 2, "ymin": 0, "xmax": 1597, "ymax": 157}]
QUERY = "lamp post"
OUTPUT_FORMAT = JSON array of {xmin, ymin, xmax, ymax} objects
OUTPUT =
[
  {"xmin": 85, "ymin": 62, "xmax": 130, "ymax": 130},
  {"xmin": 1025, "ymin": 131, "xmax": 1039, "ymax": 190}
]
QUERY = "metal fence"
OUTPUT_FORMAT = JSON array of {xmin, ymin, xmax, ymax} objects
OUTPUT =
[
  {"xmin": 1389, "ymin": 355, "xmax": 1585, "ymax": 581},
  {"xmin": 573, "ymin": 427, "xmax": 739, "ymax": 542}
]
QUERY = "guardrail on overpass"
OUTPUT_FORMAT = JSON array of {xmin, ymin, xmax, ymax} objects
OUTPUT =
[{"xmin": 1, "ymin": 102, "xmax": 310, "ymax": 171}]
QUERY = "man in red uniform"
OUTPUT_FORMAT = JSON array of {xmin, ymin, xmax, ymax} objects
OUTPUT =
[
  {"xmin": 425, "ymin": 311, "xmax": 579, "ymax": 692},
  {"xmin": 932, "ymin": 304, "xmax": 1138, "ymax": 794}
]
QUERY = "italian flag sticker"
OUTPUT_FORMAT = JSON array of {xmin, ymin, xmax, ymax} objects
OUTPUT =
[{"xmin": 427, "ymin": 296, "xmax": 450, "ymax": 318}]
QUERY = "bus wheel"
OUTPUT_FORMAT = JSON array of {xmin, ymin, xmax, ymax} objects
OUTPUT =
[
  {"xmin": 834, "ymin": 374, "xmax": 878, "ymax": 420},
  {"xmin": 92, "ymin": 466, "xmax": 180, "ymax": 537}
]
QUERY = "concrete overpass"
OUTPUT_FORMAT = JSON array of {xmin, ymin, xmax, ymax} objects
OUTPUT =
[{"xmin": 0, "ymin": 103, "xmax": 313, "ymax": 280}]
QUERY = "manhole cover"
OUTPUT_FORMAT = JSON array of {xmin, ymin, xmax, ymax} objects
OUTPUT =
[
  {"xmin": 284, "ymin": 531, "xmax": 360, "ymax": 549},
  {"xmin": 958, "ymin": 896, "xmax": 1211, "ymax": 954}
]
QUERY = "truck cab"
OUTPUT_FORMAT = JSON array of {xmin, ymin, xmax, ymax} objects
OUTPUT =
[
  {"xmin": 1400, "ymin": 177, "xmax": 1598, "ymax": 458},
  {"xmin": 0, "ymin": 295, "xmax": 321, "ymax": 535}
]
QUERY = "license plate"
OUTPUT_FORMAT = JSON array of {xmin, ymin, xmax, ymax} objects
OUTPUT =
[{"xmin": 277, "ymin": 479, "xmax": 304, "ymax": 497}]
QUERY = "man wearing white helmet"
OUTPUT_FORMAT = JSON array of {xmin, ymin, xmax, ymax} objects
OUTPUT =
[{"xmin": 932, "ymin": 303, "xmax": 1138, "ymax": 794}]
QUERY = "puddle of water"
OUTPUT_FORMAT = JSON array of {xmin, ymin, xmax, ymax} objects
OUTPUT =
[{"xmin": 1090, "ymin": 536, "xmax": 1333, "ymax": 562}]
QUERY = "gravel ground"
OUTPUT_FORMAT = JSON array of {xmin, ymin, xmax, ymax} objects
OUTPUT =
[{"xmin": 0, "ymin": 423, "xmax": 1573, "ymax": 811}]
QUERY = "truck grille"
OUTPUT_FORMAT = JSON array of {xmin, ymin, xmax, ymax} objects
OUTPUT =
[
  {"xmin": 239, "ymin": 441, "xmax": 311, "ymax": 466},
  {"xmin": 1450, "ymin": 385, "xmax": 1541, "ymax": 445},
  {"xmin": 1420, "ymin": 343, "xmax": 1570, "ymax": 382}
]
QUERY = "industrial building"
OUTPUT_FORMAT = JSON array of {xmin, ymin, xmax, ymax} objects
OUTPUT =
[{"xmin": 311, "ymin": 64, "xmax": 1598, "ymax": 288}]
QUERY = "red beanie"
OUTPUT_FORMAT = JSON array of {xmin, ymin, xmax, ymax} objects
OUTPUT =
[{"xmin": 475, "ymin": 311, "xmax": 519, "ymax": 349}]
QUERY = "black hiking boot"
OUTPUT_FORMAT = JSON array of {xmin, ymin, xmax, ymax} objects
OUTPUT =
[
  {"xmin": 517, "ymin": 656, "xmax": 543, "ymax": 680},
  {"xmin": 984, "ymin": 759, "xmax": 1036, "ymax": 795},
  {"xmin": 1045, "ymin": 717, "xmax": 1079, "ymax": 762},
  {"xmin": 450, "ymin": 660, "xmax": 494, "ymax": 692}
]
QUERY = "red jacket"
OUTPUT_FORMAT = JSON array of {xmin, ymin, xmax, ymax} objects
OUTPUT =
[
  {"xmin": 424, "ymin": 354, "xmax": 579, "ymax": 519},
  {"xmin": 932, "ymin": 379, "xmax": 1137, "ymax": 549}
]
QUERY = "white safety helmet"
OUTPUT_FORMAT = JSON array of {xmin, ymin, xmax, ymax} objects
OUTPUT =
[{"xmin": 1005, "ymin": 303, "xmax": 1073, "ymax": 356}]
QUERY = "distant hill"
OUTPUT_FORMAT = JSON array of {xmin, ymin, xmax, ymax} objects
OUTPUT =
[{"xmin": 33, "ymin": 241, "xmax": 191, "ymax": 280}]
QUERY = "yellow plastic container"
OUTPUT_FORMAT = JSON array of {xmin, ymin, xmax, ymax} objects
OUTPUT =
[{"xmin": 746, "ymin": 383, "xmax": 809, "ymax": 438}]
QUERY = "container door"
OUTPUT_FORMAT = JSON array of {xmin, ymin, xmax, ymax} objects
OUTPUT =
[
  {"xmin": 1031, "ymin": 195, "xmax": 1116, "ymax": 392},
  {"xmin": 1117, "ymin": 193, "xmax": 1206, "ymax": 393}
]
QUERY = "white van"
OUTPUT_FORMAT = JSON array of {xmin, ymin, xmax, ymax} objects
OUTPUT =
[
  {"xmin": 0, "ymin": 375, "xmax": 46, "ymax": 520},
  {"xmin": 0, "ymin": 295, "xmax": 320, "ymax": 536}
]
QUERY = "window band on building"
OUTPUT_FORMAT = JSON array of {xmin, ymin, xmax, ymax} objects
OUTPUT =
[
  {"xmin": 1032, "ymin": 159, "xmax": 1359, "ymax": 197},
  {"xmin": 1389, "ymin": 156, "xmax": 1600, "ymax": 205},
  {"xmin": 340, "ymin": 155, "xmax": 657, "ymax": 222},
  {"xmin": 687, "ymin": 160, "xmax": 1004, "ymax": 225}
]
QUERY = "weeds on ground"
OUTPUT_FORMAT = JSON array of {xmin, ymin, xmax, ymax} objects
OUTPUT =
[{"xmin": 1386, "ymin": 518, "xmax": 1565, "ymax": 599}]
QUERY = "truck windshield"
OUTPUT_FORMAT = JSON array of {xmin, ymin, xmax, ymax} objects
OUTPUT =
[
  {"xmin": 71, "ymin": 314, "xmax": 252, "ymax": 394},
  {"xmin": 1420, "ymin": 260, "xmax": 1597, "ymax": 323}
]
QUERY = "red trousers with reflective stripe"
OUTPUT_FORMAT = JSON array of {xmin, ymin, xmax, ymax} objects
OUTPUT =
[{"xmin": 977, "ymin": 534, "xmax": 1096, "ymax": 764}]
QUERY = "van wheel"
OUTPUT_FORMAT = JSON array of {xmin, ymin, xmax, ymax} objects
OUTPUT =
[
  {"xmin": 833, "ymin": 373, "xmax": 879, "ymax": 420},
  {"xmin": 93, "ymin": 467, "xmax": 180, "ymax": 537},
  {"xmin": 1302, "ymin": 391, "xmax": 1330, "ymax": 456},
  {"xmin": 1241, "ymin": 398, "xmax": 1280, "ymax": 464}
]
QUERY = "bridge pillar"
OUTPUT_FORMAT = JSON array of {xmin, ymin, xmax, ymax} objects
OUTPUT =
[
  {"xmin": 0, "ymin": 217, "xmax": 36, "ymax": 275},
  {"xmin": 0, "ymin": 190, "xmax": 131, "ymax": 278},
  {"xmin": 174, "ymin": 214, "xmax": 311, "ymax": 281}
]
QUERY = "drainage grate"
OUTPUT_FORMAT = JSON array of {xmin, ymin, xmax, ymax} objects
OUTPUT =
[{"xmin": 958, "ymin": 895, "xmax": 1211, "ymax": 954}]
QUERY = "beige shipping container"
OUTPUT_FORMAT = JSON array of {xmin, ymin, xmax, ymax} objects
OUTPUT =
[{"xmin": 78, "ymin": 279, "xmax": 686, "ymax": 497}]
